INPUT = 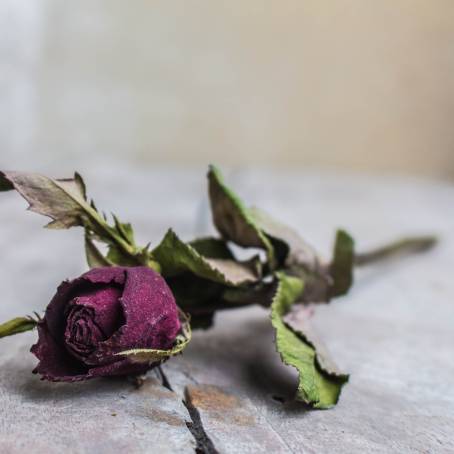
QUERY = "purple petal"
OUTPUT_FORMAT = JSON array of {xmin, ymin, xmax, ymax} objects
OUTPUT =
[
  {"xmin": 64, "ymin": 285, "xmax": 123, "ymax": 362},
  {"xmin": 87, "ymin": 359, "xmax": 151, "ymax": 378},
  {"xmin": 68, "ymin": 285, "xmax": 123, "ymax": 339},
  {"xmin": 30, "ymin": 322, "xmax": 90, "ymax": 382},
  {"xmin": 44, "ymin": 267, "xmax": 126, "ymax": 339},
  {"xmin": 31, "ymin": 267, "xmax": 181, "ymax": 381},
  {"xmin": 31, "ymin": 321, "xmax": 152, "ymax": 381},
  {"xmin": 64, "ymin": 305, "xmax": 103, "ymax": 361},
  {"xmin": 89, "ymin": 267, "xmax": 181, "ymax": 364}
]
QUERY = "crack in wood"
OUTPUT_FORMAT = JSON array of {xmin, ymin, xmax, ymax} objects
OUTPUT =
[
  {"xmin": 184, "ymin": 387, "xmax": 220, "ymax": 454},
  {"xmin": 156, "ymin": 365, "xmax": 174, "ymax": 391},
  {"xmin": 153, "ymin": 365, "xmax": 219, "ymax": 453}
]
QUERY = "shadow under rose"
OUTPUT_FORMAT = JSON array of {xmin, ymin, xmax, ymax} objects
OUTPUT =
[
  {"xmin": 2, "ymin": 309, "xmax": 316, "ymax": 413},
  {"xmin": 0, "ymin": 350, "xmax": 138, "ymax": 402},
  {"xmin": 176, "ymin": 309, "xmax": 312, "ymax": 415},
  {"xmin": 241, "ymin": 319, "xmax": 298, "ymax": 396},
  {"xmin": 239, "ymin": 319, "xmax": 314, "ymax": 414},
  {"xmin": 20, "ymin": 375, "xmax": 131, "ymax": 402}
]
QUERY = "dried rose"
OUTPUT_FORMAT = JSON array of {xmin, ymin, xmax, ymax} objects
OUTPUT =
[{"xmin": 30, "ymin": 266, "xmax": 181, "ymax": 382}]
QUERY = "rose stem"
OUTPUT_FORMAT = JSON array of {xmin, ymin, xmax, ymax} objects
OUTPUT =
[{"xmin": 354, "ymin": 235, "xmax": 437, "ymax": 267}]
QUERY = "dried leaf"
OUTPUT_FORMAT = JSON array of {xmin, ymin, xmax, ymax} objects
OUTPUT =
[
  {"xmin": 207, "ymin": 165, "xmax": 319, "ymax": 270},
  {"xmin": 284, "ymin": 304, "xmax": 348, "ymax": 378},
  {"xmin": 208, "ymin": 166, "xmax": 276, "ymax": 266},
  {"xmin": 207, "ymin": 168, "xmax": 356, "ymax": 303},
  {"xmin": 153, "ymin": 229, "xmax": 259, "ymax": 286},
  {"xmin": 249, "ymin": 207, "xmax": 320, "ymax": 271},
  {"xmin": 271, "ymin": 273, "xmax": 348, "ymax": 408},
  {"xmin": 0, "ymin": 171, "xmax": 155, "ymax": 269},
  {"xmin": 0, "ymin": 171, "xmax": 88, "ymax": 229}
]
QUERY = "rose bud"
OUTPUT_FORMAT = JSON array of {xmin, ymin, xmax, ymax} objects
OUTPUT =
[{"xmin": 31, "ymin": 267, "xmax": 181, "ymax": 382}]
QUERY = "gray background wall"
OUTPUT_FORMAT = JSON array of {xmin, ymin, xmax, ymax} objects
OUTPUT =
[{"xmin": 1, "ymin": 0, "xmax": 453, "ymax": 179}]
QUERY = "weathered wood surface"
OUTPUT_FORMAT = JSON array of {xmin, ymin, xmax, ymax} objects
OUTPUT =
[{"xmin": 0, "ymin": 163, "xmax": 453, "ymax": 453}]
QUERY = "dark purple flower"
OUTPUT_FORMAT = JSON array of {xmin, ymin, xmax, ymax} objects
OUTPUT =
[{"xmin": 31, "ymin": 267, "xmax": 181, "ymax": 382}]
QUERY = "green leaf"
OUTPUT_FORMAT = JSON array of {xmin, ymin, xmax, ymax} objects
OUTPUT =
[
  {"xmin": 106, "ymin": 244, "xmax": 139, "ymax": 266},
  {"xmin": 207, "ymin": 166, "xmax": 332, "ymax": 277},
  {"xmin": 208, "ymin": 166, "xmax": 276, "ymax": 267},
  {"xmin": 163, "ymin": 238, "xmax": 262, "ymax": 329},
  {"xmin": 116, "ymin": 311, "xmax": 191, "ymax": 363},
  {"xmin": 207, "ymin": 166, "xmax": 348, "ymax": 304},
  {"xmin": 0, "ymin": 316, "xmax": 38, "ymax": 338},
  {"xmin": 329, "ymin": 229, "xmax": 355, "ymax": 297},
  {"xmin": 221, "ymin": 281, "xmax": 276, "ymax": 307},
  {"xmin": 189, "ymin": 237, "xmax": 234, "ymax": 259},
  {"xmin": 207, "ymin": 166, "xmax": 357, "ymax": 306},
  {"xmin": 271, "ymin": 273, "xmax": 348, "ymax": 408},
  {"xmin": 153, "ymin": 229, "xmax": 259, "ymax": 286}
]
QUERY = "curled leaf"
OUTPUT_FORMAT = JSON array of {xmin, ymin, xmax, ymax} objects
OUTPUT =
[
  {"xmin": 208, "ymin": 165, "xmax": 328, "ymax": 275},
  {"xmin": 208, "ymin": 166, "xmax": 276, "ymax": 267},
  {"xmin": 271, "ymin": 273, "xmax": 348, "ymax": 409},
  {"xmin": 249, "ymin": 207, "xmax": 320, "ymax": 271},
  {"xmin": 284, "ymin": 304, "xmax": 348, "ymax": 379},
  {"xmin": 207, "ymin": 168, "xmax": 357, "ymax": 303}
]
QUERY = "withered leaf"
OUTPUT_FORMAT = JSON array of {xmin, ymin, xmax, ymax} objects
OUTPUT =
[
  {"xmin": 153, "ymin": 229, "xmax": 260, "ymax": 286},
  {"xmin": 0, "ymin": 171, "xmax": 88, "ymax": 229},
  {"xmin": 0, "ymin": 171, "xmax": 156, "ymax": 269},
  {"xmin": 207, "ymin": 166, "xmax": 355, "ymax": 305},
  {"xmin": 284, "ymin": 304, "xmax": 348, "ymax": 379},
  {"xmin": 208, "ymin": 165, "xmax": 276, "ymax": 266},
  {"xmin": 249, "ymin": 207, "xmax": 320, "ymax": 271},
  {"xmin": 208, "ymin": 166, "xmax": 332, "ymax": 276},
  {"xmin": 271, "ymin": 272, "xmax": 348, "ymax": 409}
]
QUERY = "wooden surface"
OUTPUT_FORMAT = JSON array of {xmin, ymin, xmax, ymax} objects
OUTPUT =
[{"xmin": 0, "ymin": 163, "xmax": 453, "ymax": 453}]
